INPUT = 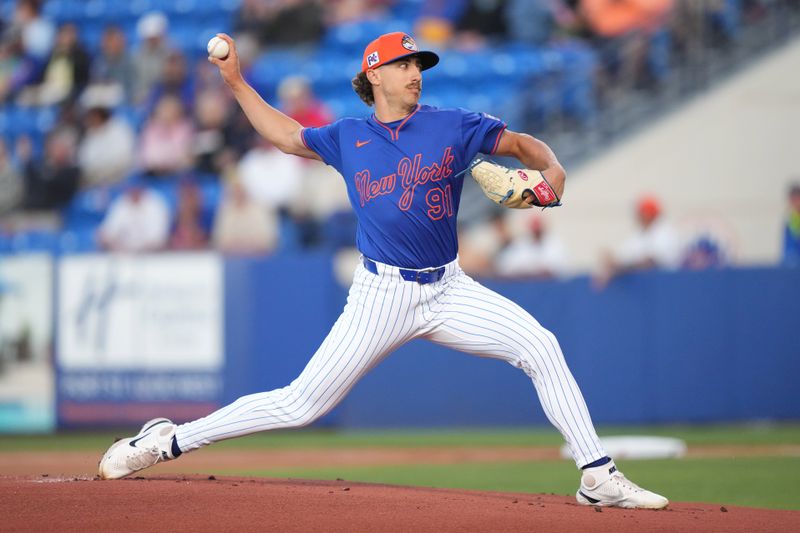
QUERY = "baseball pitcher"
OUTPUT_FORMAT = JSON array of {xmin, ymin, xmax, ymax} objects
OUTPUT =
[{"xmin": 99, "ymin": 32, "xmax": 668, "ymax": 509}]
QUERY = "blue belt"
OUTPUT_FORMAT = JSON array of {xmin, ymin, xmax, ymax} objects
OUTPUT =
[{"xmin": 362, "ymin": 257, "xmax": 446, "ymax": 285}]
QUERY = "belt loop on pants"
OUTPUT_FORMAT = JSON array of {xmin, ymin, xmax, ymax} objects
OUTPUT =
[{"xmin": 362, "ymin": 257, "xmax": 446, "ymax": 285}]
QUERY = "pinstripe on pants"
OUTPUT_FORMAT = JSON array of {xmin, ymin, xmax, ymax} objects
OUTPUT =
[{"xmin": 175, "ymin": 257, "xmax": 607, "ymax": 468}]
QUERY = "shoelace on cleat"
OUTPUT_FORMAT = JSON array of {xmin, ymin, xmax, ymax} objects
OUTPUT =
[
  {"xmin": 125, "ymin": 445, "xmax": 161, "ymax": 471},
  {"xmin": 609, "ymin": 472, "xmax": 643, "ymax": 493}
]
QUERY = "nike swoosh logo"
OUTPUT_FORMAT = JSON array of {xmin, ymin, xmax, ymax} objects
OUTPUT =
[
  {"xmin": 579, "ymin": 490, "xmax": 601, "ymax": 504},
  {"xmin": 129, "ymin": 435, "xmax": 147, "ymax": 447},
  {"xmin": 356, "ymin": 139, "xmax": 371, "ymax": 148}
]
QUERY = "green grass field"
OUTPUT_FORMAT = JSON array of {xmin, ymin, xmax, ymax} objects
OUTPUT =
[{"xmin": 3, "ymin": 423, "xmax": 799, "ymax": 510}]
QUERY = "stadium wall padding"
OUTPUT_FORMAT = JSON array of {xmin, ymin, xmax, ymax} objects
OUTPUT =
[{"xmin": 223, "ymin": 258, "xmax": 800, "ymax": 427}]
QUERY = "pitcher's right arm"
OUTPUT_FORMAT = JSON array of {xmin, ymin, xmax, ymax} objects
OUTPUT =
[{"xmin": 208, "ymin": 33, "xmax": 320, "ymax": 161}]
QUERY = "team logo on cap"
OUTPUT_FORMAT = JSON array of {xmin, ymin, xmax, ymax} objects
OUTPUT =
[
  {"xmin": 367, "ymin": 51, "xmax": 380, "ymax": 67},
  {"xmin": 401, "ymin": 35, "xmax": 418, "ymax": 51}
]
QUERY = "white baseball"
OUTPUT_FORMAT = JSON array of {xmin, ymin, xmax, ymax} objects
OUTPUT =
[{"xmin": 207, "ymin": 36, "xmax": 229, "ymax": 59}]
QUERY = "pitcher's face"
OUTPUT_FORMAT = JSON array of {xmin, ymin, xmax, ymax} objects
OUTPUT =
[{"xmin": 374, "ymin": 57, "xmax": 423, "ymax": 109}]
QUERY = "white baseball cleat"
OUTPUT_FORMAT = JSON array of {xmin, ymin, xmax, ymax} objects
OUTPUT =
[
  {"xmin": 98, "ymin": 418, "xmax": 179, "ymax": 480},
  {"xmin": 576, "ymin": 460, "xmax": 669, "ymax": 509}
]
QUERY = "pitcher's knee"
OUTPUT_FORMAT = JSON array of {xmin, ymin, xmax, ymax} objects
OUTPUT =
[
  {"xmin": 519, "ymin": 329, "xmax": 565, "ymax": 365},
  {"xmin": 284, "ymin": 387, "xmax": 340, "ymax": 428},
  {"xmin": 289, "ymin": 397, "xmax": 328, "ymax": 427}
]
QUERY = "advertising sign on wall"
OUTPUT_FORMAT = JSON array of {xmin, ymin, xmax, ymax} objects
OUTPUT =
[
  {"xmin": 0, "ymin": 254, "xmax": 55, "ymax": 433},
  {"xmin": 57, "ymin": 253, "xmax": 224, "ymax": 426}
]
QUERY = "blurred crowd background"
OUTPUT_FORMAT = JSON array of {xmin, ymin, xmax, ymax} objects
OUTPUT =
[{"xmin": 0, "ymin": 0, "xmax": 799, "ymax": 281}]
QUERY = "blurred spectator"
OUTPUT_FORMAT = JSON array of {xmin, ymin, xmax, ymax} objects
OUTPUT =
[
  {"xmin": 47, "ymin": 98, "xmax": 83, "ymax": 145},
  {"xmin": 326, "ymin": 0, "xmax": 392, "ymax": 25},
  {"xmin": 455, "ymin": 0, "xmax": 509, "ymax": 49},
  {"xmin": 0, "ymin": 0, "xmax": 55, "ymax": 103},
  {"xmin": 495, "ymin": 214, "xmax": 569, "ymax": 278},
  {"xmin": 169, "ymin": 180, "xmax": 208, "ymax": 250},
  {"xmin": 77, "ymin": 86, "xmax": 135, "ymax": 188},
  {"xmin": 456, "ymin": 210, "xmax": 508, "ymax": 276},
  {"xmin": 504, "ymin": 0, "xmax": 581, "ymax": 45},
  {"xmin": 238, "ymin": 137, "xmax": 304, "ymax": 212},
  {"xmin": 224, "ymin": 106, "xmax": 261, "ymax": 159},
  {"xmin": 415, "ymin": 0, "xmax": 469, "ymax": 45},
  {"xmin": 89, "ymin": 25, "xmax": 135, "ymax": 100},
  {"xmin": 97, "ymin": 178, "xmax": 170, "ymax": 252},
  {"xmin": 682, "ymin": 235, "xmax": 725, "ymax": 270},
  {"xmin": 506, "ymin": 0, "xmax": 557, "ymax": 45},
  {"xmin": 234, "ymin": 0, "xmax": 325, "ymax": 47},
  {"xmin": 782, "ymin": 183, "xmax": 800, "ymax": 266},
  {"xmin": 138, "ymin": 94, "xmax": 195, "ymax": 177},
  {"xmin": 278, "ymin": 76, "xmax": 333, "ymax": 128},
  {"xmin": 7, "ymin": 0, "xmax": 55, "ymax": 61},
  {"xmin": 578, "ymin": 0, "xmax": 673, "ymax": 94},
  {"xmin": 21, "ymin": 130, "xmax": 80, "ymax": 210},
  {"xmin": 132, "ymin": 11, "xmax": 171, "ymax": 104},
  {"xmin": 579, "ymin": 0, "xmax": 672, "ymax": 37},
  {"xmin": 233, "ymin": 0, "xmax": 270, "ymax": 44},
  {"xmin": 0, "ymin": 41, "xmax": 20, "ymax": 102},
  {"xmin": 298, "ymin": 160, "xmax": 353, "ymax": 238},
  {"xmin": 212, "ymin": 178, "xmax": 278, "ymax": 255},
  {"xmin": 271, "ymin": 0, "xmax": 325, "ymax": 47},
  {"xmin": 0, "ymin": 139, "xmax": 23, "ymax": 215},
  {"xmin": 193, "ymin": 53, "xmax": 233, "ymax": 102},
  {"xmin": 670, "ymin": 0, "xmax": 705, "ymax": 66},
  {"xmin": 145, "ymin": 50, "xmax": 195, "ymax": 115},
  {"xmin": 17, "ymin": 22, "xmax": 90, "ymax": 106},
  {"xmin": 594, "ymin": 195, "xmax": 681, "ymax": 287},
  {"xmin": 192, "ymin": 90, "xmax": 232, "ymax": 175}
]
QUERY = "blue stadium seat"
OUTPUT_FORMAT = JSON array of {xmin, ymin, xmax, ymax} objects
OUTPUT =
[
  {"xmin": 82, "ymin": 0, "xmax": 112, "ymax": 22},
  {"xmin": 251, "ymin": 49, "xmax": 309, "ymax": 89},
  {"xmin": 0, "ymin": 0, "xmax": 14, "ymax": 21},
  {"xmin": 199, "ymin": 180, "xmax": 222, "ymax": 220},
  {"xmin": 126, "ymin": 0, "xmax": 159, "ymax": 18},
  {"xmin": 63, "ymin": 185, "xmax": 123, "ymax": 230},
  {"xmin": 78, "ymin": 21, "xmax": 107, "ymax": 49},
  {"xmin": 115, "ymin": 105, "xmax": 147, "ymax": 132},
  {"xmin": 323, "ymin": 19, "xmax": 413, "ymax": 55},
  {"xmin": 324, "ymin": 96, "xmax": 368, "ymax": 119},
  {"xmin": 709, "ymin": 0, "xmax": 743, "ymax": 41},
  {"xmin": 304, "ymin": 52, "xmax": 358, "ymax": 94},
  {"xmin": 0, "ymin": 231, "xmax": 12, "ymax": 254},
  {"xmin": 42, "ymin": 0, "xmax": 84, "ymax": 23},
  {"xmin": 390, "ymin": 0, "xmax": 425, "ymax": 21},
  {"xmin": 11, "ymin": 230, "xmax": 60, "ymax": 254},
  {"xmin": 59, "ymin": 228, "xmax": 100, "ymax": 254},
  {"xmin": 91, "ymin": 0, "xmax": 132, "ymax": 22},
  {"xmin": 647, "ymin": 29, "xmax": 672, "ymax": 84},
  {"xmin": 148, "ymin": 180, "xmax": 180, "ymax": 214}
]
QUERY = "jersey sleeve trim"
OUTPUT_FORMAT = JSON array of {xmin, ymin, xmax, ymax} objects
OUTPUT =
[
  {"xmin": 300, "ymin": 128, "xmax": 311, "ymax": 150},
  {"xmin": 489, "ymin": 125, "xmax": 507, "ymax": 155}
]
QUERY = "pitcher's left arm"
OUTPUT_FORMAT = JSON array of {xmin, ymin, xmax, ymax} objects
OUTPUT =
[{"xmin": 494, "ymin": 130, "xmax": 566, "ymax": 200}]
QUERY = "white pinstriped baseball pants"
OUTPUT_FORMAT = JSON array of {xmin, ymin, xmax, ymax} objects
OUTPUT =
[{"xmin": 176, "ymin": 258, "xmax": 607, "ymax": 468}]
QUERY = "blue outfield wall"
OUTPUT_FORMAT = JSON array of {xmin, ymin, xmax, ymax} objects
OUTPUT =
[{"xmin": 223, "ymin": 258, "xmax": 800, "ymax": 427}]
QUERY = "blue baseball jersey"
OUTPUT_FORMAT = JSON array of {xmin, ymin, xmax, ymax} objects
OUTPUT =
[{"xmin": 301, "ymin": 104, "xmax": 506, "ymax": 269}]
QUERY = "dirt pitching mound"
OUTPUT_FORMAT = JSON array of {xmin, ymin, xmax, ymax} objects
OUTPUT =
[{"xmin": 2, "ymin": 475, "xmax": 797, "ymax": 532}]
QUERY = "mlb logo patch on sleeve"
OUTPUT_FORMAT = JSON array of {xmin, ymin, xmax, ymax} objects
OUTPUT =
[{"xmin": 367, "ymin": 51, "xmax": 380, "ymax": 67}]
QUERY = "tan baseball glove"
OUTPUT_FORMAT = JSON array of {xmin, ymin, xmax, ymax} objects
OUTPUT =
[{"xmin": 469, "ymin": 158, "xmax": 561, "ymax": 209}]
